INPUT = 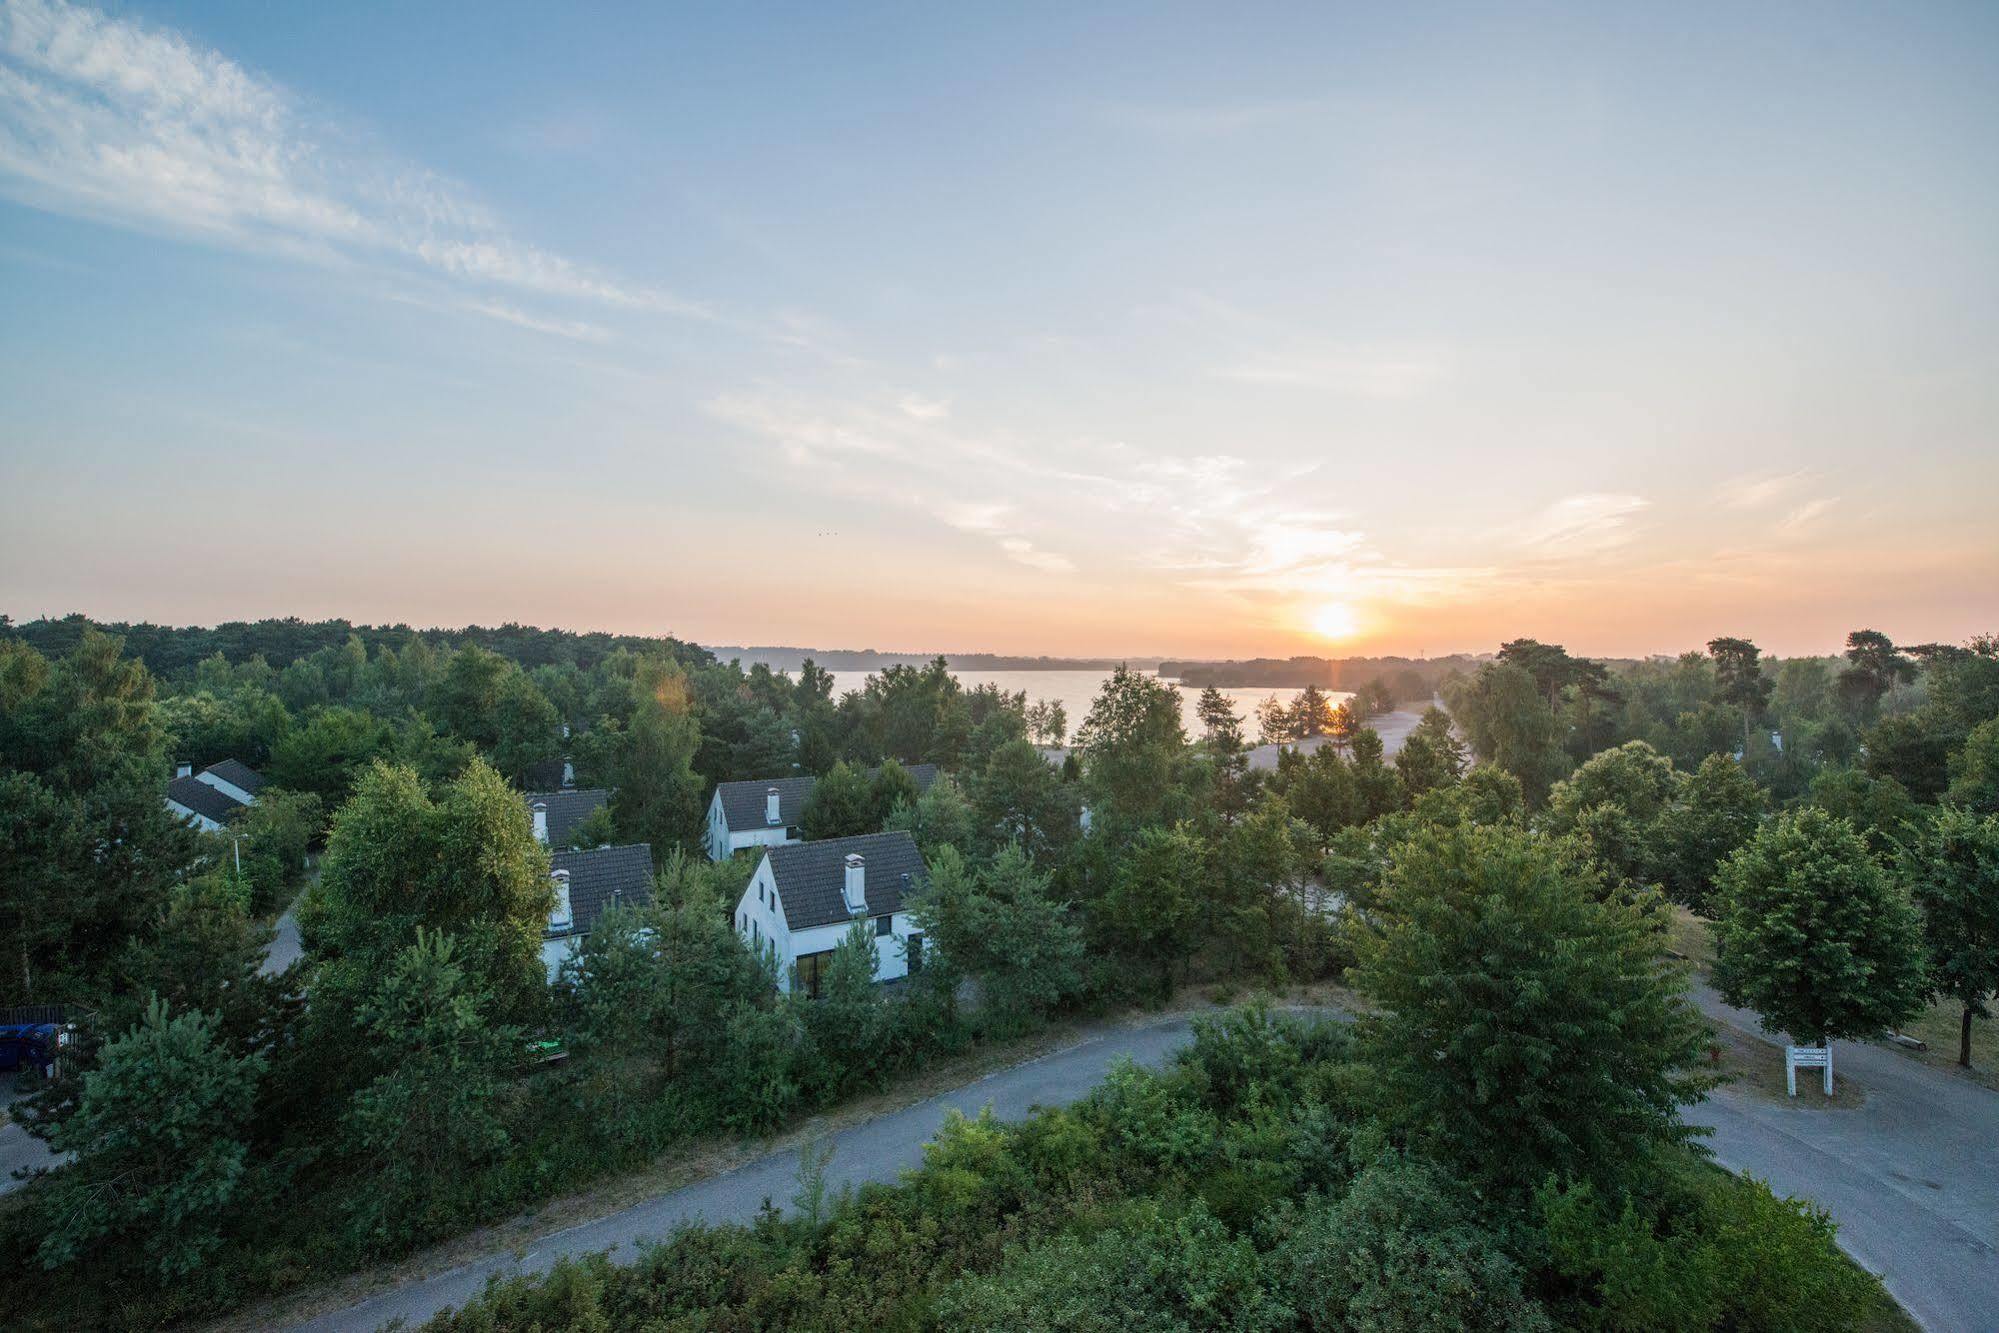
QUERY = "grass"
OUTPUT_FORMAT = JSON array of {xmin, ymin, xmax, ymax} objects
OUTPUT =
[{"xmin": 1669, "ymin": 906, "xmax": 1999, "ymax": 1092}]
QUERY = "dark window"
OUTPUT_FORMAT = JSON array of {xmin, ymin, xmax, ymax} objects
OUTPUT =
[
  {"xmin": 794, "ymin": 949, "xmax": 835, "ymax": 999},
  {"xmin": 907, "ymin": 933, "xmax": 924, "ymax": 973},
  {"xmin": 875, "ymin": 914, "xmax": 892, "ymax": 937}
]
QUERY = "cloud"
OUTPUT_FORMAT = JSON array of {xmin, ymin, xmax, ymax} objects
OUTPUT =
[
  {"xmin": 1715, "ymin": 470, "xmax": 1805, "ymax": 509},
  {"xmin": 899, "ymin": 394, "xmax": 951, "ymax": 421},
  {"xmin": 462, "ymin": 301, "xmax": 612, "ymax": 343},
  {"xmin": 1509, "ymin": 493, "xmax": 1650, "ymax": 557},
  {"xmin": 999, "ymin": 537, "xmax": 1075, "ymax": 574},
  {"xmin": 1778, "ymin": 496, "xmax": 1839, "ymax": 534},
  {"xmin": 1211, "ymin": 349, "xmax": 1447, "ymax": 398},
  {"xmin": 0, "ymin": 0, "xmax": 703, "ymax": 322}
]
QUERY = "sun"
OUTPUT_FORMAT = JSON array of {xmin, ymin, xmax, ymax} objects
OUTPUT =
[{"xmin": 1310, "ymin": 601, "xmax": 1359, "ymax": 641}]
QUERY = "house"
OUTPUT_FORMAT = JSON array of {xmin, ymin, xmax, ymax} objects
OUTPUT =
[
  {"xmin": 164, "ymin": 758, "xmax": 265, "ymax": 832},
  {"xmin": 704, "ymin": 764, "xmax": 940, "ymax": 862},
  {"xmin": 733, "ymin": 830, "xmax": 930, "ymax": 996},
  {"xmin": 541, "ymin": 842, "xmax": 653, "ymax": 982},
  {"xmin": 524, "ymin": 788, "xmax": 610, "ymax": 848}
]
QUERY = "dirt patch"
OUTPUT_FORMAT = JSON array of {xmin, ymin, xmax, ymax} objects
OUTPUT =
[{"xmin": 1704, "ymin": 1017, "xmax": 1866, "ymax": 1110}]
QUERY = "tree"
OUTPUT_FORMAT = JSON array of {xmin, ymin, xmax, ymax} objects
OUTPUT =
[
  {"xmin": 1654, "ymin": 755, "xmax": 1766, "ymax": 912},
  {"xmin": 1097, "ymin": 825, "xmax": 1206, "ymax": 996},
  {"xmin": 1443, "ymin": 661, "xmax": 1570, "ymax": 806},
  {"xmin": 1498, "ymin": 637, "xmax": 1584, "ymax": 708},
  {"xmin": 1542, "ymin": 741, "xmax": 1682, "ymax": 896},
  {"xmin": 1711, "ymin": 809, "xmax": 1927, "ymax": 1054},
  {"xmin": 1293, "ymin": 684, "xmax": 1339, "ymax": 738},
  {"xmin": 972, "ymin": 739, "xmax": 1079, "ymax": 862},
  {"xmin": 908, "ymin": 844, "xmax": 1083, "ymax": 1035},
  {"xmin": 303, "ymin": 759, "xmax": 551, "ymax": 1046},
  {"xmin": 1807, "ymin": 766, "xmax": 1919, "ymax": 857},
  {"xmin": 1026, "ymin": 697, "xmax": 1068, "ymax": 747},
  {"xmin": 340, "ymin": 930, "xmax": 519, "ymax": 1247},
  {"xmin": 592, "ymin": 654, "xmax": 705, "ymax": 853},
  {"xmin": 1274, "ymin": 1157, "xmax": 1547, "ymax": 1333},
  {"xmin": 0, "ymin": 633, "xmax": 202, "ymax": 1003},
  {"xmin": 886, "ymin": 772, "xmax": 977, "ymax": 859},
  {"xmin": 1707, "ymin": 637, "xmax": 1773, "ymax": 755},
  {"xmin": 1348, "ymin": 821, "xmax": 1712, "ymax": 1199},
  {"xmin": 37, "ymin": 999, "xmax": 264, "ymax": 1280},
  {"xmin": 1393, "ymin": 707, "xmax": 1465, "ymax": 799},
  {"xmin": 1195, "ymin": 686, "xmax": 1251, "ymax": 823},
  {"xmin": 869, "ymin": 758, "xmax": 923, "ymax": 825},
  {"xmin": 1347, "ymin": 727, "xmax": 1404, "ymax": 821},
  {"xmin": 487, "ymin": 670, "xmax": 561, "ymax": 785},
  {"xmin": 1837, "ymin": 630, "xmax": 1913, "ymax": 723},
  {"xmin": 1075, "ymin": 666, "xmax": 1186, "ymax": 827},
  {"xmin": 267, "ymin": 705, "xmax": 397, "ymax": 804},
  {"xmin": 1899, "ymin": 808, "xmax": 1999, "ymax": 1067},
  {"xmin": 801, "ymin": 760, "xmax": 878, "ymax": 839},
  {"xmin": 1947, "ymin": 717, "xmax": 1999, "ymax": 815}
]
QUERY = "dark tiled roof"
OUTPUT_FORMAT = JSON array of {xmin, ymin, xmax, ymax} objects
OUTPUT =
[
  {"xmin": 715, "ymin": 775, "xmax": 816, "ymax": 832},
  {"xmin": 200, "ymin": 758, "xmax": 265, "ymax": 796},
  {"xmin": 549, "ymin": 843, "xmax": 653, "ymax": 937},
  {"xmin": 765, "ymin": 830, "xmax": 928, "ymax": 932},
  {"xmin": 713, "ymin": 764, "xmax": 940, "ymax": 833},
  {"xmin": 525, "ymin": 788, "xmax": 610, "ymax": 847},
  {"xmin": 167, "ymin": 775, "xmax": 246, "ymax": 824}
]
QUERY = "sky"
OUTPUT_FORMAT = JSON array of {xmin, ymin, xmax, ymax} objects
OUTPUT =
[{"xmin": 2, "ymin": 0, "xmax": 1996, "ymax": 660}]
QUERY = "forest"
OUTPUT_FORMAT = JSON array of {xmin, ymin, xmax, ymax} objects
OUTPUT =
[{"xmin": 1, "ymin": 615, "xmax": 1994, "ymax": 1329}]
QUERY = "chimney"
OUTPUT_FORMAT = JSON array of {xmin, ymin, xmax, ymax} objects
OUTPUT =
[
  {"xmin": 531, "ymin": 801, "xmax": 549, "ymax": 845},
  {"xmin": 843, "ymin": 853, "xmax": 867, "ymax": 914},
  {"xmin": 766, "ymin": 786, "xmax": 781, "ymax": 825},
  {"xmin": 175, "ymin": 760, "xmax": 193, "ymax": 779},
  {"xmin": 549, "ymin": 869, "xmax": 573, "ymax": 932},
  {"xmin": 561, "ymin": 759, "xmax": 575, "ymax": 788}
]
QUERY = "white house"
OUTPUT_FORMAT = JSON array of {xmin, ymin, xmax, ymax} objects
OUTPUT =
[
  {"xmin": 704, "ymin": 764, "xmax": 940, "ymax": 862},
  {"xmin": 164, "ymin": 758, "xmax": 265, "ymax": 832},
  {"xmin": 540, "ymin": 842, "xmax": 653, "ymax": 982},
  {"xmin": 733, "ymin": 830, "xmax": 930, "ymax": 995},
  {"xmin": 524, "ymin": 787, "xmax": 610, "ymax": 848}
]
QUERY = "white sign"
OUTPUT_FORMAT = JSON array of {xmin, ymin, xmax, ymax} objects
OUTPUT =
[{"xmin": 1786, "ymin": 1043, "xmax": 1833, "ymax": 1096}]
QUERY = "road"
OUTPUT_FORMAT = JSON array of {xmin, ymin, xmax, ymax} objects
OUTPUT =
[
  {"xmin": 1684, "ymin": 986, "xmax": 1999, "ymax": 1332},
  {"xmin": 289, "ymin": 991, "xmax": 1997, "ymax": 1333},
  {"xmin": 0, "ymin": 1072, "xmax": 67, "ymax": 1195}
]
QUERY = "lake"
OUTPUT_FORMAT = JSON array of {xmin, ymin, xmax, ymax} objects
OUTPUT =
[{"xmin": 825, "ymin": 667, "xmax": 1348, "ymax": 745}]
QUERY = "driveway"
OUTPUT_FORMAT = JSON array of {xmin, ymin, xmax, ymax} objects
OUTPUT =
[
  {"xmin": 0, "ymin": 1072, "xmax": 66, "ymax": 1195},
  {"xmin": 1684, "ymin": 986, "xmax": 1999, "ymax": 1332}
]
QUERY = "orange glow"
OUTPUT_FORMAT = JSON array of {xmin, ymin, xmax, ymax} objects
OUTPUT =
[{"xmin": 1310, "ymin": 601, "xmax": 1360, "ymax": 641}]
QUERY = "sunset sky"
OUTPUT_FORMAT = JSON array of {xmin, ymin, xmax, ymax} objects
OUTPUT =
[{"xmin": 2, "ymin": 0, "xmax": 1995, "ymax": 660}]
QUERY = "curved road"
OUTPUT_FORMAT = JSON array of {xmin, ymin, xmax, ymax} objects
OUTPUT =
[{"xmin": 288, "ymin": 995, "xmax": 1997, "ymax": 1333}]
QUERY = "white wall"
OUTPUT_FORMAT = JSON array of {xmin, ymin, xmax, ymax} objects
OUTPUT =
[
  {"xmin": 707, "ymin": 792, "xmax": 803, "ymax": 863},
  {"xmin": 734, "ymin": 856, "xmax": 915, "ymax": 992},
  {"xmin": 541, "ymin": 935, "xmax": 579, "ymax": 983},
  {"xmin": 164, "ymin": 799, "xmax": 224, "ymax": 833}
]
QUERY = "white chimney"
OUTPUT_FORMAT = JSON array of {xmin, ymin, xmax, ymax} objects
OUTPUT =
[
  {"xmin": 549, "ymin": 869, "xmax": 573, "ymax": 931},
  {"xmin": 766, "ymin": 786, "xmax": 781, "ymax": 825},
  {"xmin": 532, "ymin": 801, "xmax": 549, "ymax": 845},
  {"xmin": 561, "ymin": 759, "xmax": 575, "ymax": 788},
  {"xmin": 175, "ymin": 760, "xmax": 193, "ymax": 779},
  {"xmin": 843, "ymin": 853, "xmax": 867, "ymax": 914}
]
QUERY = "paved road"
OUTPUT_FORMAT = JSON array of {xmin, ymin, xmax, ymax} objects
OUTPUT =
[
  {"xmin": 290, "ymin": 990, "xmax": 1998, "ymax": 1333},
  {"xmin": 292, "ymin": 1017, "xmax": 1208, "ymax": 1331},
  {"xmin": 1684, "ymin": 986, "xmax": 1999, "ymax": 1332}
]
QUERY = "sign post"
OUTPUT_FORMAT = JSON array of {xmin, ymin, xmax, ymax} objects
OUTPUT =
[{"xmin": 1786, "ymin": 1043, "xmax": 1832, "ymax": 1097}]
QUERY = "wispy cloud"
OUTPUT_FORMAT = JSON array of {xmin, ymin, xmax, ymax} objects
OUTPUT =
[
  {"xmin": 899, "ymin": 394, "xmax": 951, "ymax": 421},
  {"xmin": 462, "ymin": 301, "xmax": 612, "ymax": 344},
  {"xmin": 1715, "ymin": 470, "xmax": 1805, "ymax": 509},
  {"xmin": 0, "ymin": 0, "xmax": 704, "ymax": 328},
  {"xmin": 1509, "ymin": 493, "xmax": 1650, "ymax": 557},
  {"xmin": 1778, "ymin": 496, "xmax": 1839, "ymax": 534}
]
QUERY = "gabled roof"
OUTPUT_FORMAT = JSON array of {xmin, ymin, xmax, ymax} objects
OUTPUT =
[
  {"xmin": 714, "ymin": 775, "xmax": 817, "ymax": 833},
  {"xmin": 167, "ymin": 775, "xmax": 246, "ymax": 824},
  {"xmin": 764, "ymin": 830, "xmax": 928, "ymax": 932},
  {"xmin": 200, "ymin": 758, "xmax": 265, "ymax": 796},
  {"xmin": 549, "ymin": 843, "xmax": 653, "ymax": 937},
  {"xmin": 712, "ymin": 764, "xmax": 942, "ymax": 834},
  {"xmin": 525, "ymin": 788, "xmax": 610, "ymax": 848}
]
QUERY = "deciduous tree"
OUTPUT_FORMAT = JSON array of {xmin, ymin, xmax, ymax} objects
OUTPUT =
[{"xmin": 1899, "ymin": 807, "xmax": 1999, "ymax": 1067}]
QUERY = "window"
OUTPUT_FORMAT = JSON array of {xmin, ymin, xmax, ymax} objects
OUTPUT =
[
  {"xmin": 875, "ymin": 914, "xmax": 892, "ymax": 937},
  {"xmin": 907, "ymin": 933, "xmax": 924, "ymax": 973},
  {"xmin": 794, "ymin": 949, "xmax": 835, "ymax": 999},
  {"xmin": 737, "ymin": 913, "xmax": 745, "ymax": 932}
]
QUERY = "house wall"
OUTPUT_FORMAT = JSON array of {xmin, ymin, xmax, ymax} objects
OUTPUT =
[
  {"xmin": 733, "ymin": 857, "xmax": 915, "ymax": 992},
  {"xmin": 706, "ymin": 791, "xmax": 801, "ymax": 862},
  {"xmin": 541, "ymin": 934, "xmax": 580, "ymax": 983}
]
